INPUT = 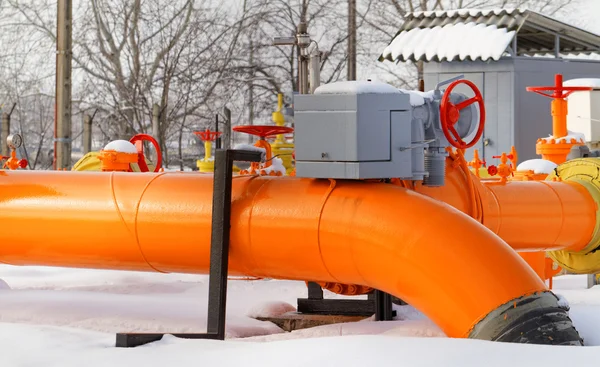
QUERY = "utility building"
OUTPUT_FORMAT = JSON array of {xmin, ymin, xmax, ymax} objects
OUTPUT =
[{"xmin": 380, "ymin": 8, "xmax": 600, "ymax": 162}]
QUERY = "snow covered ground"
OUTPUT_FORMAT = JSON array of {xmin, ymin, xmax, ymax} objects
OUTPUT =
[{"xmin": 0, "ymin": 266, "xmax": 599, "ymax": 366}]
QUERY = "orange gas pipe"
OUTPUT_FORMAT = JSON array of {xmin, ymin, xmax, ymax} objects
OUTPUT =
[
  {"xmin": 0, "ymin": 171, "xmax": 546, "ymax": 338},
  {"xmin": 416, "ymin": 158, "xmax": 597, "ymax": 252}
]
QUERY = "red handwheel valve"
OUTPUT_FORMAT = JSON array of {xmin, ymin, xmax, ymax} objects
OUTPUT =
[
  {"xmin": 129, "ymin": 134, "xmax": 162, "ymax": 172},
  {"xmin": 440, "ymin": 79, "xmax": 486, "ymax": 149}
]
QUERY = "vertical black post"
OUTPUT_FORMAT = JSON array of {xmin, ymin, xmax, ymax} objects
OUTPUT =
[
  {"xmin": 307, "ymin": 281, "xmax": 324, "ymax": 299},
  {"xmin": 206, "ymin": 149, "xmax": 233, "ymax": 339},
  {"xmin": 374, "ymin": 290, "xmax": 394, "ymax": 321},
  {"xmin": 215, "ymin": 114, "xmax": 221, "ymax": 149},
  {"xmin": 115, "ymin": 149, "xmax": 261, "ymax": 348}
]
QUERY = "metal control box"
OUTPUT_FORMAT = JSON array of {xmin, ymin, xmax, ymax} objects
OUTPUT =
[{"xmin": 294, "ymin": 81, "xmax": 413, "ymax": 179}]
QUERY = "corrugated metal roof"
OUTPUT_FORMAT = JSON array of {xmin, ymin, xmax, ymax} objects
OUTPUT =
[{"xmin": 380, "ymin": 8, "xmax": 600, "ymax": 63}]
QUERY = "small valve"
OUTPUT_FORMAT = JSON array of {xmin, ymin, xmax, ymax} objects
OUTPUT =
[
  {"xmin": 491, "ymin": 152, "xmax": 514, "ymax": 183},
  {"xmin": 487, "ymin": 165, "xmax": 498, "ymax": 176},
  {"xmin": 468, "ymin": 149, "xmax": 486, "ymax": 178}
]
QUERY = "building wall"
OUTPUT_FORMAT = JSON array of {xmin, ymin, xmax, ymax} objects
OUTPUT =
[
  {"xmin": 512, "ymin": 58, "xmax": 600, "ymax": 161},
  {"xmin": 424, "ymin": 58, "xmax": 600, "ymax": 164}
]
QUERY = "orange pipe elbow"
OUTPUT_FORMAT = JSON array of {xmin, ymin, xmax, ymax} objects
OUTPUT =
[{"xmin": 0, "ymin": 171, "xmax": 547, "ymax": 338}]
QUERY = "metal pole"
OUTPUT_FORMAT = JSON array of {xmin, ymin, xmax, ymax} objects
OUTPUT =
[
  {"xmin": 588, "ymin": 274, "xmax": 598, "ymax": 289},
  {"xmin": 207, "ymin": 149, "xmax": 262, "ymax": 338},
  {"xmin": 297, "ymin": 22, "xmax": 310, "ymax": 94},
  {"xmin": 309, "ymin": 48, "xmax": 321, "ymax": 94},
  {"xmin": 152, "ymin": 103, "xmax": 160, "ymax": 162},
  {"xmin": 223, "ymin": 107, "xmax": 231, "ymax": 150},
  {"xmin": 554, "ymin": 34, "xmax": 561, "ymax": 59},
  {"xmin": 152, "ymin": 103, "xmax": 160, "ymax": 139},
  {"xmin": 347, "ymin": 0, "xmax": 356, "ymax": 81},
  {"xmin": 83, "ymin": 114, "xmax": 92, "ymax": 154},
  {"xmin": 1, "ymin": 113, "xmax": 9, "ymax": 157},
  {"xmin": 248, "ymin": 38, "xmax": 255, "ymax": 144},
  {"xmin": 215, "ymin": 114, "xmax": 219, "ymax": 146},
  {"xmin": 1, "ymin": 103, "xmax": 15, "ymax": 157},
  {"xmin": 55, "ymin": 0, "xmax": 72, "ymax": 170}
]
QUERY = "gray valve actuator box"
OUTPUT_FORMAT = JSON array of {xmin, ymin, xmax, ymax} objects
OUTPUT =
[{"xmin": 294, "ymin": 81, "xmax": 414, "ymax": 179}]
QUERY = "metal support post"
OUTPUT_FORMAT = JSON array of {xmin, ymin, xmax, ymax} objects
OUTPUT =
[
  {"xmin": 297, "ymin": 22, "xmax": 310, "ymax": 94},
  {"xmin": 152, "ymin": 103, "xmax": 160, "ymax": 162},
  {"xmin": 82, "ymin": 114, "xmax": 92, "ymax": 154},
  {"xmin": 347, "ymin": 0, "xmax": 356, "ymax": 81},
  {"xmin": 55, "ymin": 0, "xmax": 72, "ymax": 170},
  {"xmin": 309, "ymin": 48, "xmax": 321, "ymax": 94},
  {"xmin": 115, "ymin": 149, "xmax": 262, "ymax": 348},
  {"xmin": 374, "ymin": 290, "xmax": 394, "ymax": 321},
  {"xmin": 152, "ymin": 103, "xmax": 160, "ymax": 139},
  {"xmin": 215, "ymin": 114, "xmax": 221, "ymax": 149},
  {"xmin": 222, "ymin": 107, "xmax": 231, "ymax": 150},
  {"xmin": 298, "ymin": 285, "xmax": 397, "ymax": 319},
  {"xmin": 307, "ymin": 281, "xmax": 323, "ymax": 299},
  {"xmin": 587, "ymin": 273, "xmax": 599, "ymax": 289},
  {"xmin": 1, "ymin": 103, "xmax": 16, "ymax": 156}
]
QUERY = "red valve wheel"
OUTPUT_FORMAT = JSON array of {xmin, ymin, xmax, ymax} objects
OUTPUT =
[
  {"xmin": 440, "ymin": 79, "xmax": 486, "ymax": 149},
  {"xmin": 18, "ymin": 159, "xmax": 28, "ymax": 169},
  {"xmin": 233, "ymin": 125, "xmax": 294, "ymax": 139},
  {"xmin": 129, "ymin": 134, "xmax": 162, "ymax": 173},
  {"xmin": 194, "ymin": 129, "xmax": 222, "ymax": 142},
  {"xmin": 487, "ymin": 165, "xmax": 498, "ymax": 176},
  {"xmin": 526, "ymin": 75, "xmax": 592, "ymax": 99}
]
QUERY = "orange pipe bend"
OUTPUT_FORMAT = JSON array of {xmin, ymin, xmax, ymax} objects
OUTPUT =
[
  {"xmin": 416, "ymin": 161, "xmax": 597, "ymax": 252},
  {"xmin": 0, "ymin": 171, "xmax": 546, "ymax": 338}
]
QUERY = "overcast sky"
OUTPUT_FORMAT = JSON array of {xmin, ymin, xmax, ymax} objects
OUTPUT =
[{"xmin": 572, "ymin": 0, "xmax": 600, "ymax": 33}]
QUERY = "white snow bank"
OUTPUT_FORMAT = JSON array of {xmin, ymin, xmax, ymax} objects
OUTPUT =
[
  {"xmin": 2, "ymin": 265, "xmax": 600, "ymax": 366},
  {"xmin": 262, "ymin": 157, "xmax": 286, "ymax": 175},
  {"xmin": 0, "ymin": 279, "xmax": 10, "ymax": 290},
  {"xmin": 246, "ymin": 301, "xmax": 296, "ymax": 319},
  {"xmin": 102, "ymin": 140, "xmax": 138, "ymax": 154},
  {"xmin": 564, "ymin": 78, "xmax": 600, "ymax": 89},
  {"xmin": 516, "ymin": 159, "xmax": 557, "ymax": 174},
  {"xmin": 539, "ymin": 130, "xmax": 585, "ymax": 143},
  {"xmin": 314, "ymin": 81, "xmax": 400, "ymax": 95},
  {"xmin": 3, "ymin": 323, "xmax": 600, "ymax": 367},
  {"xmin": 399, "ymin": 89, "xmax": 435, "ymax": 106}
]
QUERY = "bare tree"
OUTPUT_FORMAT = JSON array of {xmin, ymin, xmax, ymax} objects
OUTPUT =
[
  {"xmin": 5, "ymin": 0, "xmax": 259, "ymax": 168},
  {"xmin": 222, "ymin": 0, "xmax": 353, "ymax": 136}
]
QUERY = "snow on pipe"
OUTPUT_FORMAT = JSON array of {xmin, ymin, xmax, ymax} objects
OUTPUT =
[{"xmin": 0, "ymin": 171, "xmax": 582, "ymax": 344}]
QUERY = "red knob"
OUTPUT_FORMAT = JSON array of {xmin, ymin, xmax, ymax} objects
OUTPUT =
[{"xmin": 487, "ymin": 165, "xmax": 498, "ymax": 176}]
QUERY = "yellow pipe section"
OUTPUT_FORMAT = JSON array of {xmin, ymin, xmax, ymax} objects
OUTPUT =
[
  {"xmin": 0, "ymin": 171, "xmax": 547, "ymax": 339},
  {"xmin": 203, "ymin": 141, "xmax": 212, "ymax": 161},
  {"xmin": 546, "ymin": 159, "xmax": 600, "ymax": 273}
]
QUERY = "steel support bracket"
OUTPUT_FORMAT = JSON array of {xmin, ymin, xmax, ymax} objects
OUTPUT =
[{"xmin": 115, "ymin": 149, "xmax": 262, "ymax": 348}]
